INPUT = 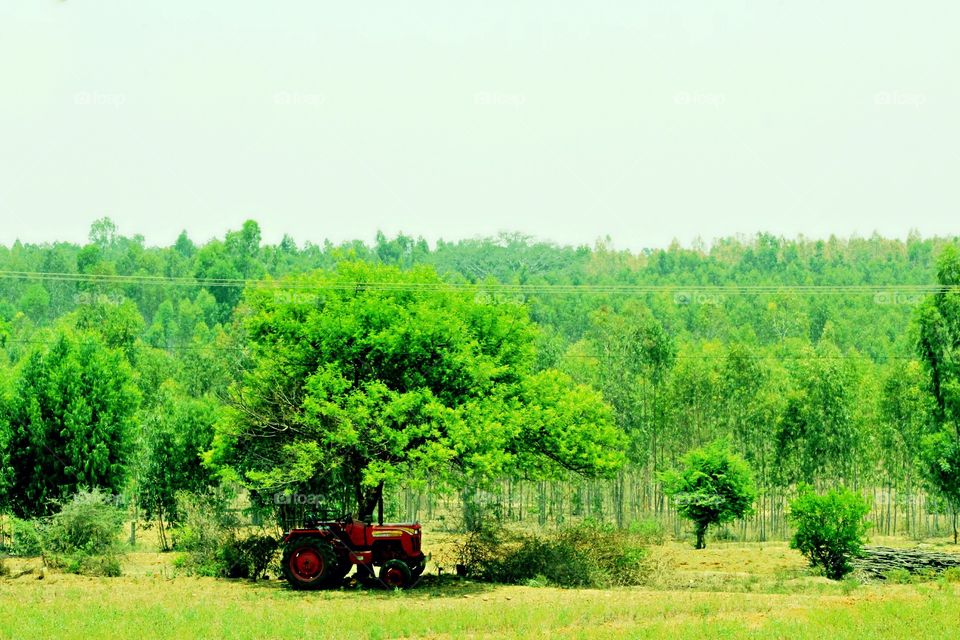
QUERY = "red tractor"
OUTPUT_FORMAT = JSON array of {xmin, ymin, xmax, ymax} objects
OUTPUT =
[{"xmin": 281, "ymin": 515, "xmax": 426, "ymax": 589}]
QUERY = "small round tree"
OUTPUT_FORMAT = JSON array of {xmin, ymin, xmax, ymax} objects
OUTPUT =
[
  {"xmin": 788, "ymin": 485, "xmax": 870, "ymax": 579},
  {"xmin": 660, "ymin": 440, "xmax": 757, "ymax": 549}
]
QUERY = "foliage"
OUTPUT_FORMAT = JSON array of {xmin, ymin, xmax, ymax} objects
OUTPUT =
[
  {"xmin": 171, "ymin": 490, "xmax": 275, "ymax": 579},
  {"xmin": 883, "ymin": 568, "xmax": 912, "ymax": 584},
  {"xmin": 138, "ymin": 385, "xmax": 219, "ymax": 548},
  {"xmin": 455, "ymin": 519, "xmax": 658, "ymax": 588},
  {"xmin": 660, "ymin": 440, "xmax": 757, "ymax": 548},
  {"xmin": 916, "ymin": 245, "xmax": 960, "ymax": 542},
  {"xmin": 628, "ymin": 517, "xmax": 667, "ymax": 545},
  {"xmin": 220, "ymin": 535, "xmax": 279, "ymax": 580},
  {"xmin": 775, "ymin": 342, "xmax": 861, "ymax": 483},
  {"xmin": 788, "ymin": 486, "xmax": 870, "ymax": 580},
  {"xmin": 210, "ymin": 262, "xmax": 624, "ymax": 522},
  {"xmin": 41, "ymin": 489, "xmax": 125, "ymax": 577},
  {"xmin": 170, "ymin": 490, "xmax": 239, "ymax": 576},
  {"xmin": 1, "ymin": 221, "xmax": 959, "ymax": 538},
  {"xmin": 6, "ymin": 517, "xmax": 42, "ymax": 557},
  {"xmin": 0, "ymin": 330, "xmax": 138, "ymax": 518},
  {"xmin": 917, "ymin": 245, "xmax": 960, "ymax": 427},
  {"xmin": 919, "ymin": 430, "xmax": 960, "ymax": 543}
]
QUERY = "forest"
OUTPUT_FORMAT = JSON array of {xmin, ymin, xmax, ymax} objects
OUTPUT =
[{"xmin": 1, "ymin": 218, "xmax": 959, "ymax": 547}]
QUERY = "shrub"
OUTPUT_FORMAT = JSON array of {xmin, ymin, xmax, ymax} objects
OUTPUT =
[
  {"xmin": 219, "ymin": 534, "xmax": 278, "ymax": 580},
  {"xmin": 788, "ymin": 486, "xmax": 870, "ymax": 580},
  {"xmin": 74, "ymin": 553, "xmax": 122, "ymax": 578},
  {"xmin": 457, "ymin": 519, "xmax": 661, "ymax": 588},
  {"xmin": 172, "ymin": 490, "xmax": 238, "ymax": 576},
  {"xmin": 42, "ymin": 489, "xmax": 125, "ymax": 577},
  {"xmin": 172, "ymin": 490, "xmax": 276, "ymax": 579},
  {"xmin": 628, "ymin": 518, "xmax": 666, "ymax": 545},
  {"xmin": 8, "ymin": 518, "xmax": 42, "ymax": 557},
  {"xmin": 660, "ymin": 440, "xmax": 757, "ymax": 549},
  {"xmin": 0, "ymin": 556, "xmax": 8, "ymax": 578},
  {"xmin": 883, "ymin": 568, "xmax": 911, "ymax": 584},
  {"xmin": 449, "ymin": 515, "xmax": 510, "ymax": 579}
]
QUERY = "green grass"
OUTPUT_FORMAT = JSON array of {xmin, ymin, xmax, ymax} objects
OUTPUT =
[{"xmin": 1, "ymin": 542, "xmax": 959, "ymax": 639}]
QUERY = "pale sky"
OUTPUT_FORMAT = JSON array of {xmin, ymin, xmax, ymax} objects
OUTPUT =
[{"xmin": 1, "ymin": 1, "xmax": 957, "ymax": 250}]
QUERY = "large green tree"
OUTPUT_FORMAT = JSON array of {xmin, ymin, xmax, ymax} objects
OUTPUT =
[
  {"xmin": 209, "ymin": 263, "xmax": 625, "ymax": 522},
  {"xmin": 917, "ymin": 244, "xmax": 960, "ymax": 542},
  {"xmin": 0, "ymin": 330, "xmax": 138, "ymax": 518}
]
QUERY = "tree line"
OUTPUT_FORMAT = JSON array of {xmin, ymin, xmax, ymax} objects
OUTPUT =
[{"xmin": 0, "ymin": 219, "xmax": 958, "ymax": 544}]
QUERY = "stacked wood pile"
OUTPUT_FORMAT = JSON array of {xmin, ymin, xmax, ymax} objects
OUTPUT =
[{"xmin": 855, "ymin": 546, "xmax": 960, "ymax": 579}]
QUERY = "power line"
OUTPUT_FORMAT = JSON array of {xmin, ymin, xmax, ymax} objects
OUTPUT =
[
  {"xmin": 0, "ymin": 337, "xmax": 918, "ymax": 363},
  {"xmin": 0, "ymin": 269, "xmax": 956, "ymax": 296}
]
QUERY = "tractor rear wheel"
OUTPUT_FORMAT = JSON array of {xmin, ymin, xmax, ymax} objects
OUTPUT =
[
  {"xmin": 281, "ymin": 536, "xmax": 340, "ymax": 590},
  {"xmin": 379, "ymin": 559, "xmax": 414, "ymax": 589}
]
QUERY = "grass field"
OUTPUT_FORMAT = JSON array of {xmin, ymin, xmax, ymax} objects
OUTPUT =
[{"xmin": 2, "ymin": 539, "xmax": 959, "ymax": 639}]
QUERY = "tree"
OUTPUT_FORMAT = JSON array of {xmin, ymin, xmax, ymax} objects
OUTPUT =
[
  {"xmin": 138, "ymin": 385, "xmax": 220, "ymax": 550},
  {"xmin": 918, "ymin": 245, "xmax": 960, "ymax": 427},
  {"xmin": 775, "ymin": 342, "xmax": 861, "ymax": 484},
  {"xmin": 788, "ymin": 486, "xmax": 870, "ymax": 579},
  {"xmin": 209, "ymin": 263, "xmax": 625, "ymax": 523},
  {"xmin": 0, "ymin": 330, "xmax": 138, "ymax": 518},
  {"xmin": 878, "ymin": 360, "xmax": 936, "ymax": 533},
  {"xmin": 660, "ymin": 440, "xmax": 757, "ymax": 549},
  {"xmin": 89, "ymin": 217, "xmax": 118, "ymax": 250},
  {"xmin": 917, "ymin": 244, "xmax": 960, "ymax": 542},
  {"xmin": 586, "ymin": 302, "xmax": 676, "ymax": 464},
  {"xmin": 920, "ymin": 431, "xmax": 960, "ymax": 543}
]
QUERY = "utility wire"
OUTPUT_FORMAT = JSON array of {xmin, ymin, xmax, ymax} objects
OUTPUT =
[
  {"xmin": 0, "ymin": 338, "xmax": 918, "ymax": 362},
  {"xmin": 0, "ymin": 270, "xmax": 956, "ymax": 295}
]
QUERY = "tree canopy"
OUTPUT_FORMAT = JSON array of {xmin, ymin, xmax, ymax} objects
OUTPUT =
[
  {"xmin": 660, "ymin": 440, "xmax": 757, "ymax": 549},
  {"xmin": 917, "ymin": 245, "xmax": 960, "ymax": 542},
  {"xmin": 209, "ymin": 262, "xmax": 625, "ymax": 521},
  {"xmin": 0, "ymin": 329, "xmax": 138, "ymax": 517}
]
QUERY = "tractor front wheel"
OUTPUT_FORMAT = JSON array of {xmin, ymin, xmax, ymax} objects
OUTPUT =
[
  {"xmin": 379, "ymin": 559, "xmax": 414, "ymax": 589},
  {"xmin": 409, "ymin": 557, "xmax": 426, "ymax": 577},
  {"xmin": 281, "ymin": 536, "xmax": 340, "ymax": 590}
]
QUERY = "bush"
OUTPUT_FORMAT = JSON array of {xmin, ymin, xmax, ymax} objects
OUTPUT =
[
  {"xmin": 788, "ymin": 486, "xmax": 870, "ymax": 580},
  {"xmin": 8, "ymin": 518, "xmax": 42, "ymax": 557},
  {"xmin": 456, "ymin": 519, "xmax": 661, "ymax": 588},
  {"xmin": 218, "ymin": 535, "xmax": 278, "ymax": 580},
  {"xmin": 172, "ymin": 490, "xmax": 277, "ymax": 579},
  {"xmin": 883, "ymin": 568, "xmax": 911, "ymax": 584},
  {"xmin": 628, "ymin": 518, "xmax": 667, "ymax": 545},
  {"xmin": 74, "ymin": 553, "xmax": 122, "ymax": 578},
  {"xmin": 42, "ymin": 489, "xmax": 125, "ymax": 577},
  {"xmin": 0, "ymin": 556, "xmax": 8, "ymax": 578},
  {"xmin": 449, "ymin": 515, "xmax": 507, "ymax": 578}
]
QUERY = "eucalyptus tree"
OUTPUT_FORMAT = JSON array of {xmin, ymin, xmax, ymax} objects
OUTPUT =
[
  {"xmin": 775, "ymin": 342, "xmax": 862, "ymax": 486},
  {"xmin": 917, "ymin": 245, "xmax": 960, "ymax": 542}
]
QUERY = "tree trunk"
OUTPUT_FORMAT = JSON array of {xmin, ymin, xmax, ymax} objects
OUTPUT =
[
  {"xmin": 953, "ymin": 506, "xmax": 958, "ymax": 545},
  {"xmin": 695, "ymin": 523, "xmax": 707, "ymax": 549},
  {"xmin": 358, "ymin": 481, "xmax": 384, "ymax": 523},
  {"xmin": 157, "ymin": 509, "xmax": 168, "ymax": 552}
]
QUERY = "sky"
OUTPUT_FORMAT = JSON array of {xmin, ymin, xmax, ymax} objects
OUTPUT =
[{"xmin": 0, "ymin": 1, "xmax": 957, "ymax": 251}]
